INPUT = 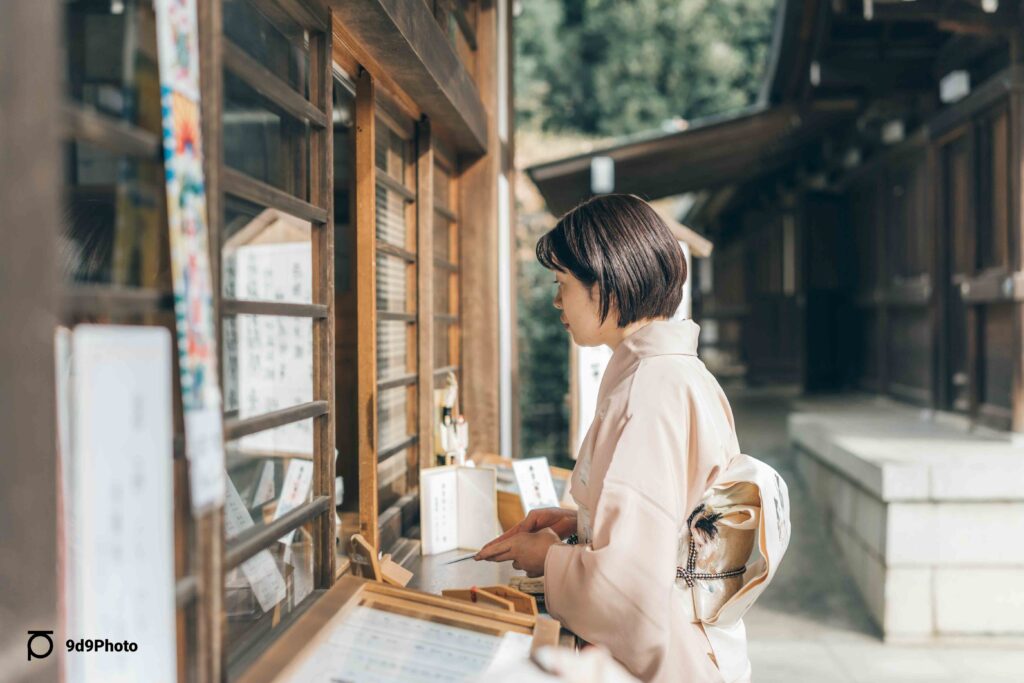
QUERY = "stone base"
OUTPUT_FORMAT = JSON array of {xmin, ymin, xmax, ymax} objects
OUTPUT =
[{"xmin": 790, "ymin": 396, "xmax": 1024, "ymax": 640}]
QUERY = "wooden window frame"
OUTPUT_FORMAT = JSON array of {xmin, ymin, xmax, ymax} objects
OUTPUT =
[
  {"xmin": 198, "ymin": 0, "xmax": 336, "ymax": 677},
  {"xmin": 38, "ymin": 1, "xmax": 493, "ymax": 681}
]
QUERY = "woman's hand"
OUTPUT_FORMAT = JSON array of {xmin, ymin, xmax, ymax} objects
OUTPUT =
[
  {"xmin": 474, "ymin": 528, "xmax": 560, "ymax": 577},
  {"xmin": 480, "ymin": 507, "xmax": 577, "ymax": 555}
]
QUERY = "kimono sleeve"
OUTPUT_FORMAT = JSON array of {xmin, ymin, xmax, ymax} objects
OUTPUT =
[{"xmin": 543, "ymin": 384, "xmax": 692, "ymax": 681}]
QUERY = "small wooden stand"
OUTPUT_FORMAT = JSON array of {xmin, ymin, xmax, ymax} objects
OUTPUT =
[
  {"xmin": 442, "ymin": 584, "xmax": 539, "ymax": 618},
  {"xmin": 349, "ymin": 533, "xmax": 413, "ymax": 587}
]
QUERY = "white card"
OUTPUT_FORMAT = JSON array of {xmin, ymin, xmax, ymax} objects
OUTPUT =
[
  {"xmin": 457, "ymin": 468, "xmax": 502, "ymax": 550},
  {"xmin": 251, "ymin": 460, "xmax": 276, "ymax": 507},
  {"xmin": 512, "ymin": 457, "xmax": 560, "ymax": 513},
  {"xmin": 67, "ymin": 325, "xmax": 177, "ymax": 683},
  {"xmin": 420, "ymin": 467, "xmax": 499, "ymax": 555},
  {"xmin": 225, "ymin": 478, "xmax": 287, "ymax": 612},
  {"xmin": 420, "ymin": 468, "xmax": 459, "ymax": 555},
  {"xmin": 273, "ymin": 460, "xmax": 314, "ymax": 543},
  {"xmin": 185, "ymin": 408, "xmax": 226, "ymax": 514}
]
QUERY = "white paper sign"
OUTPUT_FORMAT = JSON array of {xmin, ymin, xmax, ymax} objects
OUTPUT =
[
  {"xmin": 252, "ymin": 461, "xmax": 277, "ymax": 507},
  {"xmin": 66, "ymin": 325, "xmax": 177, "ymax": 683},
  {"xmin": 512, "ymin": 457, "xmax": 560, "ymax": 513},
  {"xmin": 273, "ymin": 460, "xmax": 314, "ymax": 543},
  {"xmin": 420, "ymin": 467, "xmax": 499, "ymax": 555},
  {"xmin": 234, "ymin": 242, "xmax": 314, "ymax": 455},
  {"xmin": 225, "ymin": 478, "xmax": 287, "ymax": 612}
]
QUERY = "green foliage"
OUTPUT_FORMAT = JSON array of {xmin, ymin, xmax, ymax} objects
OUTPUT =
[
  {"xmin": 515, "ymin": 0, "xmax": 777, "ymax": 136},
  {"xmin": 517, "ymin": 253, "xmax": 574, "ymax": 468}
]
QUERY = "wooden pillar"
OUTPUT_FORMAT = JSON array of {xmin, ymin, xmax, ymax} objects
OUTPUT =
[
  {"xmin": 503, "ymin": 0, "xmax": 521, "ymax": 459},
  {"xmin": 1008, "ymin": 34, "xmax": 1024, "ymax": 432},
  {"xmin": 310, "ymin": 18, "xmax": 336, "ymax": 588},
  {"xmin": 355, "ymin": 69, "xmax": 379, "ymax": 548},
  {"xmin": 0, "ymin": 2, "xmax": 59, "ymax": 682},
  {"xmin": 458, "ymin": 0, "xmax": 501, "ymax": 455},
  {"xmin": 416, "ymin": 119, "xmax": 436, "ymax": 471},
  {"xmin": 195, "ymin": 0, "xmax": 224, "ymax": 679}
]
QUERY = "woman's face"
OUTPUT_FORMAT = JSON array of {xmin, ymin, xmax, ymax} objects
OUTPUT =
[{"xmin": 552, "ymin": 270, "xmax": 616, "ymax": 347}]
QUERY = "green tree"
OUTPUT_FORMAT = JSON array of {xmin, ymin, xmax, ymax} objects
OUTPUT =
[{"xmin": 515, "ymin": 0, "xmax": 777, "ymax": 136}]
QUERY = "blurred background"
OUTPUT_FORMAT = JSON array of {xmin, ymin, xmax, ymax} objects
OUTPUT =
[{"xmin": 513, "ymin": 2, "xmax": 1024, "ymax": 682}]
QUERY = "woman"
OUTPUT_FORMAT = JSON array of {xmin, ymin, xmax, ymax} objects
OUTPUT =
[{"xmin": 475, "ymin": 194, "xmax": 747, "ymax": 683}]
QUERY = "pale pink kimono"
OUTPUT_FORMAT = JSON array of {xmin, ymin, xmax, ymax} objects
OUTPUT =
[{"xmin": 544, "ymin": 319, "xmax": 745, "ymax": 683}]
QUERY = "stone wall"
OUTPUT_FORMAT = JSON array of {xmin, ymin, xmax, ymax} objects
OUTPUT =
[{"xmin": 789, "ymin": 399, "xmax": 1024, "ymax": 641}]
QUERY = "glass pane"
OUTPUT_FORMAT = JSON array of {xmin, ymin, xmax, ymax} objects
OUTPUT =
[
  {"xmin": 375, "ymin": 123, "xmax": 407, "ymax": 180},
  {"xmin": 222, "ymin": 314, "xmax": 313, "ymax": 426},
  {"xmin": 223, "ymin": 70, "xmax": 310, "ymax": 198},
  {"xmin": 224, "ymin": 447, "xmax": 315, "ymax": 659},
  {"xmin": 434, "ymin": 211, "xmax": 451, "ymax": 261},
  {"xmin": 65, "ymin": 0, "xmax": 162, "ymax": 135},
  {"xmin": 434, "ymin": 164, "xmax": 450, "ymax": 208},
  {"xmin": 61, "ymin": 141, "xmax": 170, "ymax": 288},
  {"xmin": 375, "ymin": 183, "xmax": 408, "ymax": 247},
  {"xmin": 223, "ymin": 0, "xmax": 308, "ymax": 95},
  {"xmin": 377, "ymin": 320, "xmax": 408, "ymax": 382},
  {"xmin": 378, "ymin": 386, "xmax": 409, "ymax": 452},
  {"xmin": 376, "ymin": 253, "xmax": 407, "ymax": 313},
  {"xmin": 435, "ymin": 321, "xmax": 451, "ymax": 368},
  {"xmin": 222, "ymin": 197, "xmax": 312, "ymax": 304},
  {"xmin": 434, "ymin": 268, "xmax": 450, "ymax": 315},
  {"xmin": 334, "ymin": 82, "xmax": 356, "ymax": 294},
  {"xmin": 981, "ymin": 304, "xmax": 1013, "ymax": 410}
]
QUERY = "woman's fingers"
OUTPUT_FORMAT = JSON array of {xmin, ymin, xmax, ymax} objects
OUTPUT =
[
  {"xmin": 486, "ymin": 547, "xmax": 516, "ymax": 563},
  {"xmin": 475, "ymin": 536, "xmax": 509, "ymax": 559},
  {"xmin": 476, "ymin": 541, "xmax": 512, "ymax": 561}
]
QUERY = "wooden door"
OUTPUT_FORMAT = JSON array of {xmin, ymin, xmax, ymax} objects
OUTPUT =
[{"xmin": 939, "ymin": 129, "xmax": 974, "ymax": 413}]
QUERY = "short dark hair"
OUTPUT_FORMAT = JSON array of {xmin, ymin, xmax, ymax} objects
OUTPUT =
[{"xmin": 536, "ymin": 194, "xmax": 687, "ymax": 327}]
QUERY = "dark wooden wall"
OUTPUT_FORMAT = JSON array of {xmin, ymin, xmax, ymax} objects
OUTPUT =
[{"xmin": 697, "ymin": 83, "xmax": 1021, "ymax": 432}]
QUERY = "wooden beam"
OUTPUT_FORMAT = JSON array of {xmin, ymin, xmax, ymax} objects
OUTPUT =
[
  {"xmin": 249, "ymin": 0, "xmax": 328, "ymax": 32},
  {"xmin": 329, "ymin": 0, "xmax": 488, "ymax": 155},
  {"xmin": 63, "ymin": 102, "xmax": 162, "ymax": 159},
  {"xmin": 458, "ymin": 0, "xmax": 500, "ymax": 454},
  {"xmin": 416, "ymin": 118, "xmax": 435, "ymax": 472},
  {"xmin": 310, "ymin": 19, "xmax": 337, "ymax": 588},
  {"xmin": 452, "ymin": 0, "xmax": 477, "ymax": 51},
  {"xmin": 933, "ymin": 34, "xmax": 997, "ymax": 80},
  {"xmin": 222, "ymin": 299, "xmax": 328, "ymax": 318},
  {"xmin": 844, "ymin": 1, "xmax": 1018, "ymax": 35},
  {"xmin": 195, "ymin": 0, "xmax": 224, "ymax": 680},
  {"xmin": 355, "ymin": 69, "xmax": 379, "ymax": 548},
  {"xmin": 223, "ymin": 40, "xmax": 328, "ymax": 128},
  {"xmin": 223, "ymin": 167, "xmax": 329, "ymax": 224},
  {"xmin": 224, "ymin": 401, "xmax": 329, "ymax": 439}
]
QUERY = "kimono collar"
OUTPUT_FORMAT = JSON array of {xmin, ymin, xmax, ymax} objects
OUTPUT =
[
  {"xmin": 597, "ymin": 319, "xmax": 701, "ymax": 401},
  {"xmin": 619, "ymin": 318, "xmax": 700, "ymax": 359}
]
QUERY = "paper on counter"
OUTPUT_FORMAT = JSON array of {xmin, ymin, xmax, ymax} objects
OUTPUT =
[{"xmin": 283, "ymin": 605, "xmax": 513, "ymax": 683}]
